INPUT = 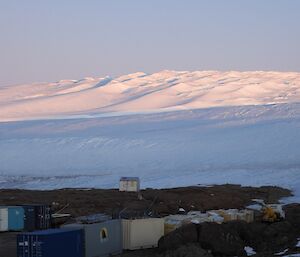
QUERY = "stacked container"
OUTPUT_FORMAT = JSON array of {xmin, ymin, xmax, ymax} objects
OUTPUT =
[
  {"xmin": 63, "ymin": 219, "xmax": 122, "ymax": 257},
  {"xmin": 17, "ymin": 228, "xmax": 84, "ymax": 257}
]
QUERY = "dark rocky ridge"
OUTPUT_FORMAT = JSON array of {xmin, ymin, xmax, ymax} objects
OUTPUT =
[{"xmin": 0, "ymin": 185, "xmax": 299, "ymax": 257}]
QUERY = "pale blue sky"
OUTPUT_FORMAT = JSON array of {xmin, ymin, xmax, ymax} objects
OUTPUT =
[{"xmin": 1, "ymin": 0, "xmax": 300, "ymax": 86}]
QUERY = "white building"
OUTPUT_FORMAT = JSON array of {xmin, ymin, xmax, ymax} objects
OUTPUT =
[{"xmin": 119, "ymin": 177, "xmax": 140, "ymax": 192}]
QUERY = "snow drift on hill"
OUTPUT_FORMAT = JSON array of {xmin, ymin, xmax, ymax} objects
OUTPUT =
[
  {"xmin": 1, "ymin": 70, "xmax": 300, "ymax": 122},
  {"xmin": 0, "ymin": 70, "xmax": 300, "ymax": 202}
]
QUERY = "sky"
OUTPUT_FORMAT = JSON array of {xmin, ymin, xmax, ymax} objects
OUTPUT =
[{"xmin": 0, "ymin": 0, "xmax": 300, "ymax": 87}]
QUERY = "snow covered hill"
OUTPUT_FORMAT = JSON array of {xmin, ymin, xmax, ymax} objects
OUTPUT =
[
  {"xmin": 1, "ymin": 70, "xmax": 300, "ymax": 122},
  {"xmin": 0, "ymin": 70, "xmax": 300, "ymax": 202}
]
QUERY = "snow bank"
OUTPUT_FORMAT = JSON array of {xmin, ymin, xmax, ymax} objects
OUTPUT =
[{"xmin": 244, "ymin": 246, "xmax": 256, "ymax": 256}]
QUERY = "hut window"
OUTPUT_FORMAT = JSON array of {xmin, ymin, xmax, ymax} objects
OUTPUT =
[{"xmin": 100, "ymin": 228, "xmax": 108, "ymax": 242}]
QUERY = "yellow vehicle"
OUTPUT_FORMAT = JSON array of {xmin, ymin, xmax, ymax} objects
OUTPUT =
[{"xmin": 253, "ymin": 199, "xmax": 285, "ymax": 223}]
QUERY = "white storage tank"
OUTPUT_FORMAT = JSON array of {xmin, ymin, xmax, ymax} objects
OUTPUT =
[
  {"xmin": 0, "ymin": 207, "xmax": 8, "ymax": 232},
  {"xmin": 119, "ymin": 177, "xmax": 140, "ymax": 192},
  {"xmin": 122, "ymin": 218, "xmax": 164, "ymax": 250}
]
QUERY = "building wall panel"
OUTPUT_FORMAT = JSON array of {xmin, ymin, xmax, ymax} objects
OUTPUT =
[{"xmin": 122, "ymin": 218, "xmax": 164, "ymax": 250}]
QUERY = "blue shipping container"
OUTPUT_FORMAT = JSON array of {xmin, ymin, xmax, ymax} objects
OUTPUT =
[
  {"xmin": 22, "ymin": 206, "xmax": 36, "ymax": 231},
  {"xmin": 18, "ymin": 204, "xmax": 52, "ymax": 230},
  {"xmin": 8, "ymin": 206, "xmax": 24, "ymax": 231},
  {"xmin": 33, "ymin": 205, "xmax": 52, "ymax": 230},
  {"xmin": 17, "ymin": 228, "xmax": 84, "ymax": 257}
]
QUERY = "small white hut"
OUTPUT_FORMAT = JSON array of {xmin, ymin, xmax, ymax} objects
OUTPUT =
[{"xmin": 119, "ymin": 177, "xmax": 140, "ymax": 192}]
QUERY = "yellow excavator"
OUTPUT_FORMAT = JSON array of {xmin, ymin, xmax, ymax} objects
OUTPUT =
[{"xmin": 252, "ymin": 199, "xmax": 285, "ymax": 222}]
